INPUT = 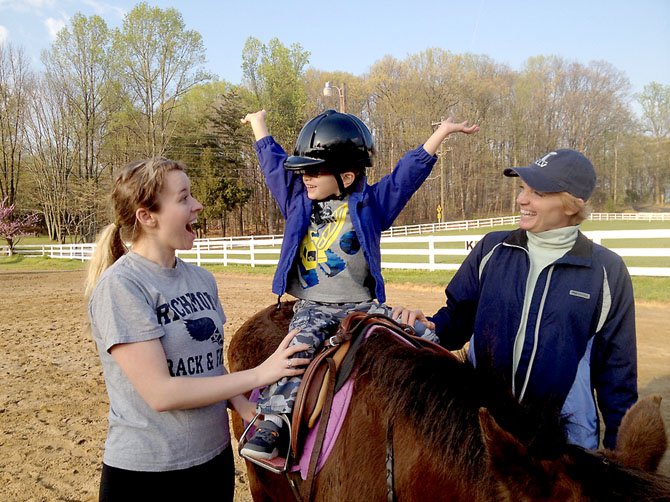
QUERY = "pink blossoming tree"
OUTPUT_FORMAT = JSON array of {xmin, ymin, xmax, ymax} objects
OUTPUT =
[{"xmin": 0, "ymin": 198, "xmax": 40, "ymax": 256}]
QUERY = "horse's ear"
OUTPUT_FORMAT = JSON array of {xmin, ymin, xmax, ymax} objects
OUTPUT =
[
  {"xmin": 478, "ymin": 408, "xmax": 550, "ymax": 498},
  {"xmin": 479, "ymin": 407, "xmax": 527, "ymax": 464},
  {"xmin": 612, "ymin": 395, "xmax": 668, "ymax": 472}
]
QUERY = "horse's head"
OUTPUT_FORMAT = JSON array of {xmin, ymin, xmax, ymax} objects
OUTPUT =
[
  {"xmin": 479, "ymin": 396, "xmax": 670, "ymax": 501},
  {"xmin": 603, "ymin": 394, "xmax": 668, "ymax": 472}
]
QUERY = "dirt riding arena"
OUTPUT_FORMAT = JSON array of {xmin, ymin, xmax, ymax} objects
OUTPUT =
[{"xmin": 1, "ymin": 269, "xmax": 669, "ymax": 501}]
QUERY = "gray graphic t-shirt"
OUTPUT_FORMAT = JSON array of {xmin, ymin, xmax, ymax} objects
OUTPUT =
[
  {"xmin": 287, "ymin": 197, "xmax": 372, "ymax": 303},
  {"xmin": 88, "ymin": 252, "xmax": 230, "ymax": 471}
]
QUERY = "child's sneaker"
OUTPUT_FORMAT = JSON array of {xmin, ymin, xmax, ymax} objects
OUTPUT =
[{"xmin": 240, "ymin": 420, "xmax": 283, "ymax": 460}]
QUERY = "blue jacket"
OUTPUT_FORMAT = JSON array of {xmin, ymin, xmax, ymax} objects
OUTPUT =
[
  {"xmin": 254, "ymin": 135, "xmax": 437, "ymax": 303},
  {"xmin": 430, "ymin": 228, "xmax": 637, "ymax": 450}
]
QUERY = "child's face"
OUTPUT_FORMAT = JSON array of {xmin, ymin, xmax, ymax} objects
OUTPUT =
[{"xmin": 302, "ymin": 171, "xmax": 342, "ymax": 201}]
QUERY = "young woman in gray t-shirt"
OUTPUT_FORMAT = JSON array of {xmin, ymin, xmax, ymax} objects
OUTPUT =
[{"xmin": 85, "ymin": 157, "xmax": 309, "ymax": 501}]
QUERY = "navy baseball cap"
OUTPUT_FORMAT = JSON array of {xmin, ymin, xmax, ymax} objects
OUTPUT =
[{"xmin": 503, "ymin": 149, "xmax": 596, "ymax": 201}]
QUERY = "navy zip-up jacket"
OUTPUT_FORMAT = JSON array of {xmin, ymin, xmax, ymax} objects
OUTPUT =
[
  {"xmin": 430, "ymin": 228, "xmax": 637, "ymax": 449},
  {"xmin": 254, "ymin": 136, "xmax": 437, "ymax": 304}
]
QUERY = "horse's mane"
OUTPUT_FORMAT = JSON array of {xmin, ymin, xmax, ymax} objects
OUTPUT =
[{"xmin": 355, "ymin": 331, "xmax": 568, "ymax": 465}]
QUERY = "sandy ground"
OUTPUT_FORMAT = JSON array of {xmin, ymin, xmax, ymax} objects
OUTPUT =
[{"xmin": 1, "ymin": 269, "xmax": 668, "ymax": 501}]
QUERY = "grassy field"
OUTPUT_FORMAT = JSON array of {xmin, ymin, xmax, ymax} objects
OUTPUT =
[
  {"xmin": 3, "ymin": 220, "xmax": 669, "ymax": 303},
  {"xmin": 0, "ymin": 255, "xmax": 88, "ymax": 271}
]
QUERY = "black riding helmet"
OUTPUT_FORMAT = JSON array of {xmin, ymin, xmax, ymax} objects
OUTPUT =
[{"xmin": 285, "ymin": 109, "xmax": 375, "ymax": 195}]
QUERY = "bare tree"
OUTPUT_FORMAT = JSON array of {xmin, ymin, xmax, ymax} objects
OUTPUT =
[
  {"xmin": 0, "ymin": 44, "xmax": 34, "ymax": 206},
  {"xmin": 42, "ymin": 14, "xmax": 116, "ymax": 181},
  {"xmin": 41, "ymin": 13, "xmax": 118, "ymax": 240},
  {"xmin": 24, "ymin": 77, "xmax": 78, "ymax": 243},
  {"xmin": 637, "ymin": 82, "xmax": 670, "ymax": 205}
]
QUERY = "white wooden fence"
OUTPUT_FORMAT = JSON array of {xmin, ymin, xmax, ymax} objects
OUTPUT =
[
  {"xmin": 5, "ymin": 213, "xmax": 670, "ymax": 276},
  {"xmin": 381, "ymin": 212, "xmax": 670, "ymax": 237},
  {"xmin": 7, "ymin": 229, "xmax": 669, "ymax": 277},
  {"xmin": 378, "ymin": 229, "xmax": 670, "ymax": 277}
]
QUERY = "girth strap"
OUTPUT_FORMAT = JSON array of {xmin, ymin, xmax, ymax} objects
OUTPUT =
[{"xmin": 302, "ymin": 357, "xmax": 337, "ymax": 502}]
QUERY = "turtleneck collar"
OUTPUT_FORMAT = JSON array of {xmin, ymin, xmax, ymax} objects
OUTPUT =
[{"xmin": 527, "ymin": 225, "xmax": 579, "ymax": 250}]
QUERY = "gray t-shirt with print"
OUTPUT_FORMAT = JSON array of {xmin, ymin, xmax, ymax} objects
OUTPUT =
[
  {"xmin": 287, "ymin": 197, "xmax": 373, "ymax": 303},
  {"xmin": 88, "ymin": 251, "xmax": 230, "ymax": 471}
]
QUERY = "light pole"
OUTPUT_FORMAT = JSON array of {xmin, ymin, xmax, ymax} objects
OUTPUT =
[
  {"xmin": 431, "ymin": 119, "xmax": 446, "ymax": 221},
  {"xmin": 323, "ymin": 81, "xmax": 346, "ymax": 113}
]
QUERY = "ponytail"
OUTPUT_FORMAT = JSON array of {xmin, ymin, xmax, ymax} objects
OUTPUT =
[{"xmin": 84, "ymin": 223, "xmax": 126, "ymax": 298}]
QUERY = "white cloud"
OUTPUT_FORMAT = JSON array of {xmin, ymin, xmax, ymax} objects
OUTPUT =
[
  {"xmin": 27, "ymin": 0, "xmax": 56, "ymax": 7},
  {"xmin": 0, "ymin": 0, "xmax": 56, "ymax": 13},
  {"xmin": 81, "ymin": 0, "xmax": 125, "ymax": 18},
  {"xmin": 0, "ymin": 25, "xmax": 8, "ymax": 45},
  {"xmin": 44, "ymin": 16, "xmax": 65, "ymax": 39}
]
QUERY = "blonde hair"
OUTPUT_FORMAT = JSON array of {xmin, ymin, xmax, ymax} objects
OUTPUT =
[
  {"xmin": 559, "ymin": 192, "xmax": 590, "ymax": 226},
  {"xmin": 84, "ymin": 158, "xmax": 186, "ymax": 298}
]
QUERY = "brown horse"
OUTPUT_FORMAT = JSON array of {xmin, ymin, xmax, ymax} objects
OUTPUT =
[{"xmin": 228, "ymin": 302, "xmax": 670, "ymax": 501}]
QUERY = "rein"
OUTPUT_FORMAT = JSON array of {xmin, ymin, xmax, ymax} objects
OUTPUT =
[{"xmin": 385, "ymin": 422, "xmax": 396, "ymax": 502}]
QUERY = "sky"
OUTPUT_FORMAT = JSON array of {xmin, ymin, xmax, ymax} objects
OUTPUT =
[{"xmin": 0, "ymin": 0, "xmax": 668, "ymax": 102}]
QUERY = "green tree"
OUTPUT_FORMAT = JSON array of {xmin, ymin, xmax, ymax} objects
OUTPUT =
[
  {"xmin": 168, "ymin": 85, "xmax": 253, "ymax": 236},
  {"xmin": 241, "ymin": 37, "xmax": 310, "ymax": 233},
  {"xmin": 112, "ymin": 2, "xmax": 211, "ymax": 157},
  {"xmin": 42, "ymin": 13, "xmax": 115, "ymax": 181},
  {"xmin": 207, "ymin": 88, "xmax": 253, "ymax": 235}
]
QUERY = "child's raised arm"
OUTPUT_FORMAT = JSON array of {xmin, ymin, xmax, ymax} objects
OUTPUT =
[
  {"xmin": 423, "ymin": 117, "xmax": 480, "ymax": 156},
  {"xmin": 241, "ymin": 109, "xmax": 270, "ymax": 141}
]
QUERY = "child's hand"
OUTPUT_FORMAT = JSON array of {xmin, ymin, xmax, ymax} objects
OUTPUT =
[
  {"xmin": 241, "ymin": 109, "xmax": 270, "ymax": 141},
  {"xmin": 390, "ymin": 305, "xmax": 436, "ymax": 331},
  {"xmin": 241, "ymin": 109, "xmax": 266, "ymax": 125},
  {"xmin": 423, "ymin": 116, "xmax": 479, "ymax": 155},
  {"xmin": 439, "ymin": 116, "xmax": 480, "ymax": 136}
]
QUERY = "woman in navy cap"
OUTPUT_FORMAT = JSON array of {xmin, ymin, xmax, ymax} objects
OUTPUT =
[{"xmin": 394, "ymin": 149, "xmax": 637, "ymax": 451}]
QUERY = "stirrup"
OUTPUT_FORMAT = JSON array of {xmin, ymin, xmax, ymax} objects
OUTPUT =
[{"xmin": 238, "ymin": 412, "xmax": 293, "ymax": 474}]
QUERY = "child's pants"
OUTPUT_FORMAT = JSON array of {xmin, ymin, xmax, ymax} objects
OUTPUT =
[{"xmin": 255, "ymin": 299, "xmax": 389, "ymax": 415}]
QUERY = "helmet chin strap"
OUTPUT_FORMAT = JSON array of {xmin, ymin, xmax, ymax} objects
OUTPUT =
[
  {"xmin": 311, "ymin": 174, "xmax": 348, "ymax": 226},
  {"xmin": 334, "ymin": 174, "xmax": 347, "ymax": 199}
]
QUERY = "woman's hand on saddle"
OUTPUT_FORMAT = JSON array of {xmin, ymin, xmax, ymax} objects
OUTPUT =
[
  {"xmin": 391, "ymin": 306, "xmax": 436, "ymax": 332},
  {"xmin": 256, "ymin": 329, "xmax": 310, "ymax": 386}
]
